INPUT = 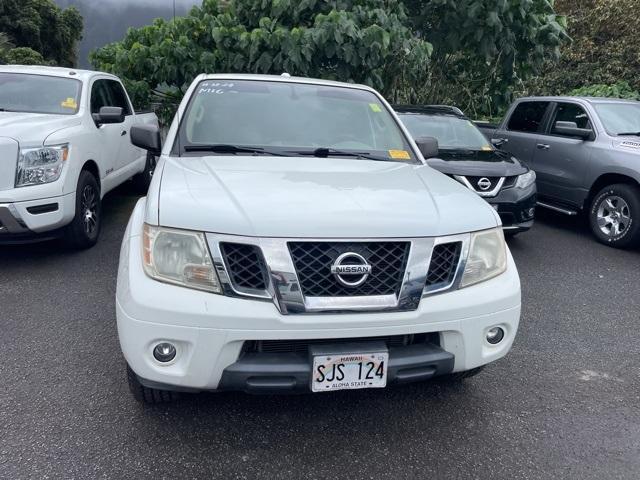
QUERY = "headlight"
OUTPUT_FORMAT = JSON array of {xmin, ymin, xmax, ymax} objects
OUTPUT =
[
  {"xmin": 515, "ymin": 170, "xmax": 536, "ymax": 189},
  {"xmin": 15, "ymin": 144, "xmax": 69, "ymax": 187},
  {"xmin": 142, "ymin": 224, "xmax": 222, "ymax": 293},
  {"xmin": 460, "ymin": 228, "xmax": 507, "ymax": 288}
]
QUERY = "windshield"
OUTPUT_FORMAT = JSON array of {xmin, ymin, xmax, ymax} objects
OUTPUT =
[
  {"xmin": 593, "ymin": 103, "xmax": 640, "ymax": 135},
  {"xmin": 398, "ymin": 113, "xmax": 492, "ymax": 151},
  {"xmin": 177, "ymin": 80, "xmax": 415, "ymax": 161},
  {"xmin": 0, "ymin": 73, "xmax": 81, "ymax": 115}
]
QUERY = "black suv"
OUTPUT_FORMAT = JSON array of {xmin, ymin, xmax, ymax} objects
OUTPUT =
[{"xmin": 395, "ymin": 105, "xmax": 537, "ymax": 235}]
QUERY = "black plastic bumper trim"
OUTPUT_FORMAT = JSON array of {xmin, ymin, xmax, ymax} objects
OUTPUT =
[
  {"xmin": 26, "ymin": 203, "xmax": 59, "ymax": 215},
  {"xmin": 218, "ymin": 342, "xmax": 455, "ymax": 394}
]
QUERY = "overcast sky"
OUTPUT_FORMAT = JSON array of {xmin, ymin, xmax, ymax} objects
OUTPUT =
[{"xmin": 55, "ymin": 0, "xmax": 201, "ymax": 67}]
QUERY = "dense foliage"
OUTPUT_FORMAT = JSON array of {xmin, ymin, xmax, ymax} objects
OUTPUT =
[
  {"xmin": 569, "ymin": 82, "xmax": 640, "ymax": 101},
  {"xmin": 0, "ymin": 0, "xmax": 83, "ymax": 66},
  {"xmin": 91, "ymin": 0, "xmax": 567, "ymax": 120},
  {"xmin": 528, "ymin": 0, "xmax": 640, "ymax": 97},
  {"xmin": 404, "ymin": 0, "xmax": 568, "ymax": 117}
]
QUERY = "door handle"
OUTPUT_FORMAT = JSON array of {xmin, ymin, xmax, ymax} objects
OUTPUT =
[
  {"xmin": 121, "ymin": 130, "xmax": 127, "ymax": 137},
  {"xmin": 536, "ymin": 143, "xmax": 550, "ymax": 150}
]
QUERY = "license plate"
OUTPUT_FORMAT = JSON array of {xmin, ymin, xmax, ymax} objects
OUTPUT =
[{"xmin": 311, "ymin": 352, "xmax": 388, "ymax": 392}]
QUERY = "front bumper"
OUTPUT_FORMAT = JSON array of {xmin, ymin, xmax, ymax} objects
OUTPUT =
[
  {"xmin": 117, "ymin": 204, "xmax": 522, "ymax": 393},
  {"xmin": 0, "ymin": 193, "xmax": 75, "ymax": 244},
  {"xmin": 488, "ymin": 184, "xmax": 537, "ymax": 233}
]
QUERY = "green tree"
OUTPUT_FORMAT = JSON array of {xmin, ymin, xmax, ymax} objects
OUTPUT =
[
  {"xmin": 528, "ymin": 0, "xmax": 640, "ymax": 96},
  {"xmin": 404, "ymin": 0, "xmax": 569, "ymax": 117},
  {"xmin": 0, "ymin": 0, "xmax": 83, "ymax": 66},
  {"xmin": 0, "ymin": 31, "xmax": 12, "ymax": 61},
  {"xmin": 4, "ymin": 46, "xmax": 49, "ymax": 65}
]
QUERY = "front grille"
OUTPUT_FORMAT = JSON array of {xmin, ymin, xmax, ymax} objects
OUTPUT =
[
  {"xmin": 425, "ymin": 242, "xmax": 462, "ymax": 290},
  {"xmin": 244, "ymin": 333, "xmax": 439, "ymax": 354},
  {"xmin": 220, "ymin": 243, "xmax": 269, "ymax": 291},
  {"xmin": 288, "ymin": 241, "xmax": 410, "ymax": 297},
  {"xmin": 465, "ymin": 176, "xmax": 502, "ymax": 192}
]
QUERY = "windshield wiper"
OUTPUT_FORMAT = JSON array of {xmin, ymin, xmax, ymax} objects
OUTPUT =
[
  {"xmin": 617, "ymin": 132, "xmax": 640, "ymax": 136},
  {"xmin": 288, "ymin": 147, "xmax": 392, "ymax": 162},
  {"xmin": 183, "ymin": 144, "xmax": 286, "ymax": 156}
]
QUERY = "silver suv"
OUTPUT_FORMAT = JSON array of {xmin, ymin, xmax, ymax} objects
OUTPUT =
[{"xmin": 485, "ymin": 97, "xmax": 640, "ymax": 248}]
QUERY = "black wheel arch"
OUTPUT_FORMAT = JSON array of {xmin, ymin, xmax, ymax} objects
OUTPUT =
[{"xmin": 80, "ymin": 160, "xmax": 101, "ymax": 191}]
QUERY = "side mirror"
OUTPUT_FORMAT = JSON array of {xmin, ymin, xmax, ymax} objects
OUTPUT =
[
  {"xmin": 415, "ymin": 136, "xmax": 439, "ymax": 159},
  {"xmin": 93, "ymin": 106, "xmax": 124, "ymax": 125},
  {"xmin": 553, "ymin": 121, "xmax": 593, "ymax": 140},
  {"xmin": 491, "ymin": 137, "xmax": 508, "ymax": 147},
  {"xmin": 131, "ymin": 124, "xmax": 161, "ymax": 155}
]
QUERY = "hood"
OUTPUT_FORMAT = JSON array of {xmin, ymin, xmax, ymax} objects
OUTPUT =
[
  {"xmin": 0, "ymin": 111, "xmax": 81, "ymax": 145},
  {"xmin": 157, "ymin": 156, "xmax": 498, "ymax": 238},
  {"xmin": 426, "ymin": 149, "xmax": 528, "ymax": 177}
]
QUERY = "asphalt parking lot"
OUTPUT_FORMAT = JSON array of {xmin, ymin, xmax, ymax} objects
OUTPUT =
[{"xmin": 1, "ymin": 184, "xmax": 639, "ymax": 480}]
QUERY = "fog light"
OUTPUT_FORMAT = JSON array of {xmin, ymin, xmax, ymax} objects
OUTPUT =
[
  {"xmin": 153, "ymin": 342, "xmax": 177, "ymax": 362},
  {"xmin": 486, "ymin": 327, "xmax": 505, "ymax": 345}
]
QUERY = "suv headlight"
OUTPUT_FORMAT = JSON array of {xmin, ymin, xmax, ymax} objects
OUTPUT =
[
  {"xmin": 515, "ymin": 170, "xmax": 536, "ymax": 189},
  {"xmin": 461, "ymin": 228, "xmax": 507, "ymax": 288},
  {"xmin": 142, "ymin": 224, "xmax": 222, "ymax": 293},
  {"xmin": 15, "ymin": 144, "xmax": 69, "ymax": 187}
]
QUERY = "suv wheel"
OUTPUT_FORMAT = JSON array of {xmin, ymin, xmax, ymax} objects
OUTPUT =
[
  {"xmin": 589, "ymin": 184, "xmax": 640, "ymax": 248},
  {"xmin": 63, "ymin": 170, "xmax": 101, "ymax": 249},
  {"xmin": 132, "ymin": 153, "xmax": 157, "ymax": 193},
  {"xmin": 127, "ymin": 365, "xmax": 179, "ymax": 404}
]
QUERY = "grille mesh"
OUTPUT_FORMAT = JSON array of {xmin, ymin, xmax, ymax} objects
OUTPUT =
[
  {"xmin": 425, "ymin": 242, "xmax": 462, "ymax": 290},
  {"xmin": 220, "ymin": 243, "xmax": 268, "ymax": 291},
  {"xmin": 245, "ymin": 333, "xmax": 438, "ymax": 354},
  {"xmin": 288, "ymin": 242, "xmax": 410, "ymax": 297}
]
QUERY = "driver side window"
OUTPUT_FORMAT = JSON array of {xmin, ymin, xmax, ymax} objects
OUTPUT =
[
  {"xmin": 551, "ymin": 103, "xmax": 592, "ymax": 134},
  {"xmin": 90, "ymin": 80, "xmax": 113, "ymax": 115}
]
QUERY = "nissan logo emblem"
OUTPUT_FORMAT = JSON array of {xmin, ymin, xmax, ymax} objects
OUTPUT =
[
  {"xmin": 330, "ymin": 252, "xmax": 372, "ymax": 288},
  {"xmin": 477, "ymin": 177, "xmax": 492, "ymax": 191}
]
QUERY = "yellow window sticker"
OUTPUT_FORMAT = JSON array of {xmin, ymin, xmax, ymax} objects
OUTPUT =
[
  {"xmin": 369, "ymin": 103, "xmax": 382, "ymax": 113},
  {"xmin": 389, "ymin": 149, "xmax": 410, "ymax": 160},
  {"xmin": 61, "ymin": 98, "xmax": 78, "ymax": 109},
  {"xmin": 481, "ymin": 145, "xmax": 493, "ymax": 151}
]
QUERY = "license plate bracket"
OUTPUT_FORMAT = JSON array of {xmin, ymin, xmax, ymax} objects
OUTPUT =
[{"xmin": 309, "ymin": 342, "xmax": 389, "ymax": 393}]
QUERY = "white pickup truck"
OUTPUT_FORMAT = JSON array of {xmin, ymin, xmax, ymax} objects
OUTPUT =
[
  {"xmin": 117, "ymin": 74, "xmax": 521, "ymax": 404},
  {"xmin": 0, "ymin": 66, "xmax": 158, "ymax": 248}
]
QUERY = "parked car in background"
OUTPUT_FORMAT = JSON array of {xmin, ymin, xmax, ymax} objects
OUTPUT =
[
  {"xmin": 0, "ymin": 66, "xmax": 158, "ymax": 248},
  {"xmin": 480, "ymin": 96, "xmax": 640, "ymax": 248},
  {"xmin": 396, "ymin": 105, "xmax": 536, "ymax": 235},
  {"xmin": 117, "ymin": 74, "xmax": 521, "ymax": 404}
]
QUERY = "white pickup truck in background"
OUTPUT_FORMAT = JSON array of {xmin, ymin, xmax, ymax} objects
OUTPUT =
[{"xmin": 0, "ymin": 66, "xmax": 158, "ymax": 248}]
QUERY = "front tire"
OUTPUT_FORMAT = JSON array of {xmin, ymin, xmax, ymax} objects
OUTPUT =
[
  {"xmin": 589, "ymin": 183, "xmax": 640, "ymax": 248},
  {"xmin": 63, "ymin": 170, "xmax": 101, "ymax": 249},
  {"xmin": 127, "ymin": 365, "xmax": 179, "ymax": 404}
]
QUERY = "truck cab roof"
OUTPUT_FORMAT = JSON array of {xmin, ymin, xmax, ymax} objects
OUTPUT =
[
  {"xmin": 0, "ymin": 65, "xmax": 118, "ymax": 82},
  {"xmin": 514, "ymin": 96, "xmax": 640, "ymax": 106}
]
